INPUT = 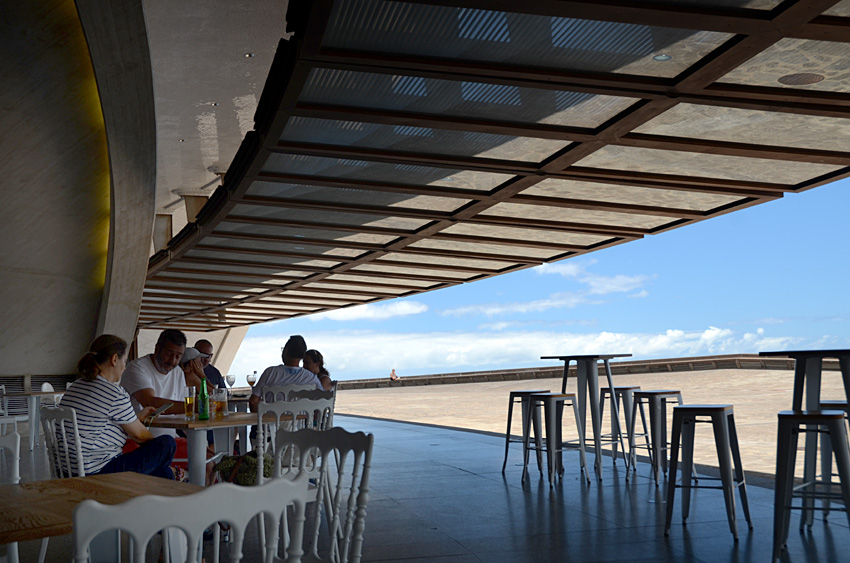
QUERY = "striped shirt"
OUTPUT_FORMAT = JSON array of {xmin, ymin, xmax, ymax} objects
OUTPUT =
[{"xmin": 58, "ymin": 376, "xmax": 137, "ymax": 474}]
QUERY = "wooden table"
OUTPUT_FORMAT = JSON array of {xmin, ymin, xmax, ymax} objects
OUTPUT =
[
  {"xmin": 3, "ymin": 390, "xmax": 64, "ymax": 451},
  {"xmin": 540, "ymin": 354, "xmax": 632, "ymax": 480},
  {"xmin": 759, "ymin": 349, "xmax": 850, "ymax": 525},
  {"xmin": 0, "ymin": 472, "xmax": 201, "ymax": 544}
]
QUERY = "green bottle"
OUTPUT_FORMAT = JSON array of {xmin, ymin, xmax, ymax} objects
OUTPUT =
[{"xmin": 198, "ymin": 376, "xmax": 210, "ymax": 420}]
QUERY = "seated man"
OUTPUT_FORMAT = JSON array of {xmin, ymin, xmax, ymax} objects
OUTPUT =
[
  {"xmin": 122, "ymin": 329, "xmax": 203, "ymax": 436},
  {"xmin": 248, "ymin": 334, "xmax": 322, "ymax": 412},
  {"xmin": 195, "ymin": 338, "xmax": 226, "ymax": 389}
]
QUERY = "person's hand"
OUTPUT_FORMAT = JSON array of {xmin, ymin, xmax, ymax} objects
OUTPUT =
[{"xmin": 138, "ymin": 406, "xmax": 156, "ymax": 424}]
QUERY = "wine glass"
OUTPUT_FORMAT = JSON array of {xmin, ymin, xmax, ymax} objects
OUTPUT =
[
  {"xmin": 246, "ymin": 372, "xmax": 258, "ymax": 387},
  {"xmin": 225, "ymin": 374, "xmax": 236, "ymax": 395}
]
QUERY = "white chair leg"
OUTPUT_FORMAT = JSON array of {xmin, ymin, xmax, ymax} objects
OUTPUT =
[{"xmin": 36, "ymin": 537, "xmax": 48, "ymax": 563}]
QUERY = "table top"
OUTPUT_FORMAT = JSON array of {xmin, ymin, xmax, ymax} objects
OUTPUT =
[
  {"xmin": 541, "ymin": 354, "xmax": 632, "ymax": 361},
  {"xmin": 0, "ymin": 472, "xmax": 201, "ymax": 543},
  {"xmin": 148, "ymin": 411, "xmax": 296, "ymax": 430},
  {"xmin": 759, "ymin": 349, "xmax": 850, "ymax": 358},
  {"xmin": 2, "ymin": 390, "xmax": 64, "ymax": 398}
]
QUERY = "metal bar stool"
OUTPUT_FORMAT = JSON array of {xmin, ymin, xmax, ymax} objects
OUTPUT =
[
  {"xmin": 628, "ymin": 390, "xmax": 683, "ymax": 484},
  {"xmin": 599, "ymin": 386, "xmax": 640, "ymax": 471},
  {"xmin": 523, "ymin": 392, "xmax": 590, "ymax": 486},
  {"xmin": 773, "ymin": 410, "xmax": 850, "ymax": 562},
  {"xmin": 819, "ymin": 400, "xmax": 850, "ymax": 521},
  {"xmin": 665, "ymin": 404, "xmax": 752, "ymax": 540},
  {"xmin": 502, "ymin": 389, "xmax": 548, "ymax": 473}
]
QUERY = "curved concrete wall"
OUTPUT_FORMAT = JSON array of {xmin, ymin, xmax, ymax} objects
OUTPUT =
[{"xmin": 0, "ymin": 0, "xmax": 156, "ymax": 375}]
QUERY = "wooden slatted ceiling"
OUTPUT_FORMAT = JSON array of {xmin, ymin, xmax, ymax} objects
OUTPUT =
[{"xmin": 139, "ymin": 0, "xmax": 850, "ymax": 331}]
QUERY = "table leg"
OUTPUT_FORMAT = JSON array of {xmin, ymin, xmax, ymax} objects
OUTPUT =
[
  {"xmin": 560, "ymin": 359, "xmax": 571, "ymax": 394},
  {"xmin": 801, "ymin": 357, "xmax": 822, "ymax": 528},
  {"xmin": 603, "ymin": 359, "xmax": 628, "ymax": 470},
  {"xmin": 187, "ymin": 430, "xmax": 208, "ymax": 487},
  {"xmin": 791, "ymin": 358, "xmax": 807, "ymax": 411},
  {"xmin": 838, "ymin": 356, "xmax": 850, "ymax": 405},
  {"xmin": 582, "ymin": 359, "xmax": 603, "ymax": 480},
  {"xmin": 27, "ymin": 396, "xmax": 40, "ymax": 451}
]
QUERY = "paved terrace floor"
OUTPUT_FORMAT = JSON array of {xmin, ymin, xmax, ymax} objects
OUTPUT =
[{"xmin": 10, "ymin": 413, "xmax": 850, "ymax": 562}]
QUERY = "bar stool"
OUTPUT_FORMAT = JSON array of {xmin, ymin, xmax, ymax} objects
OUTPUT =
[
  {"xmin": 773, "ymin": 410, "xmax": 850, "ymax": 561},
  {"xmin": 599, "ymin": 386, "xmax": 640, "ymax": 470},
  {"xmin": 502, "ymin": 389, "xmax": 548, "ymax": 473},
  {"xmin": 628, "ymin": 390, "xmax": 683, "ymax": 484},
  {"xmin": 524, "ymin": 392, "xmax": 590, "ymax": 486},
  {"xmin": 665, "ymin": 404, "xmax": 752, "ymax": 540},
  {"xmin": 820, "ymin": 400, "xmax": 850, "ymax": 521}
]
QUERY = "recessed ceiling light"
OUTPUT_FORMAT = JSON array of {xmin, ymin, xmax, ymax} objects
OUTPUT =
[
  {"xmin": 778, "ymin": 73, "xmax": 824, "ymax": 85},
  {"xmin": 652, "ymin": 54, "xmax": 672, "ymax": 61},
  {"xmin": 245, "ymin": 53, "xmax": 255, "ymax": 58}
]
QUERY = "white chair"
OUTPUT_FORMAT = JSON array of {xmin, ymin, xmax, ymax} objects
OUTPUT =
[
  {"xmin": 0, "ymin": 385, "xmax": 28, "ymax": 435},
  {"xmin": 256, "ymin": 398, "xmax": 334, "ymax": 463},
  {"xmin": 287, "ymin": 390, "xmax": 336, "ymax": 428},
  {"xmin": 40, "ymin": 382, "xmax": 60, "ymax": 406},
  {"xmin": 41, "ymin": 405, "xmax": 86, "ymax": 478},
  {"xmin": 37, "ymin": 405, "xmax": 87, "ymax": 563},
  {"xmin": 272, "ymin": 426, "xmax": 374, "ymax": 563},
  {"xmin": 73, "ymin": 476, "xmax": 313, "ymax": 563},
  {"xmin": 261, "ymin": 384, "xmax": 315, "ymax": 404},
  {"xmin": 0, "ymin": 431, "xmax": 21, "ymax": 563}
]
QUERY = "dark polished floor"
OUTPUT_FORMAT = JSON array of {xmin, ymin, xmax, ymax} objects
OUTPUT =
[{"xmin": 12, "ymin": 414, "xmax": 850, "ymax": 562}]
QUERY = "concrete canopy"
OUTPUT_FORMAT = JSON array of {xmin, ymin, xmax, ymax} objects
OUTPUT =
[{"xmin": 139, "ymin": 0, "xmax": 850, "ymax": 332}]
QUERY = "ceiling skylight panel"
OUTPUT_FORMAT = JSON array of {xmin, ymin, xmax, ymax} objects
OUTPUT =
[
  {"xmin": 458, "ymin": 8, "xmax": 510, "ymax": 42},
  {"xmin": 460, "ymin": 82, "xmax": 521, "ymax": 105}
]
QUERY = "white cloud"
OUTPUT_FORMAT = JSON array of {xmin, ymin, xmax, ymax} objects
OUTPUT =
[
  {"xmin": 443, "ymin": 291, "xmax": 594, "ymax": 317},
  {"xmin": 309, "ymin": 301, "xmax": 427, "ymax": 322},
  {"xmin": 630, "ymin": 290, "xmax": 649, "ymax": 299},
  {"xmin": 443, "ymin": 262, "xmax": 653, "ymax": 318},
  {"xmin": 583, "ymin": 273, "xmax": 651, "ymax": 295},
  {"xmin": 535, "ymin": 262, "xmax": 588, "ymax": 278},
  {"xmin": 228, "ymin": 326, "xmax": 805, "ymax": 382}
]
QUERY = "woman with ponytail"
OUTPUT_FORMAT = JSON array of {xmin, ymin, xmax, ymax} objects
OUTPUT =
[{"xmin": 59, "ymin": 334, "xmax": 176, "ymax": 479}]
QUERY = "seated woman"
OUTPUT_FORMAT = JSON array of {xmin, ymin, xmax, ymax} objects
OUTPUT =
[
  {"xmin": 304, "ymin": 349, "xmax": 333, "ymax": 391},
  {"xmin": 59, "ymin": 334, "xmax": 176, "ymax": 479}
]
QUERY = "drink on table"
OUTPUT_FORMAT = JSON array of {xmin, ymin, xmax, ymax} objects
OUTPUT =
[
  {"xmin": 225, "ymin": 374, "xmax": 236, "ymax": 394},
  {"xmin": 183, "ymin": 386, "xmax": 196, "ymax": 420},
  {"xmin": 198, "ymin": 377, "xmax": 210, "ymax": 421},
  {"xmin": 211, "ymin": 388, "xmax": 227, "ymax": 417},
  {"xmin": 246, "ymin": 370, "xmax": 258, "ymax": 387}
]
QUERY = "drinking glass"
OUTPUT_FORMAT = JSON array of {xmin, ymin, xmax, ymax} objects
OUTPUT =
[
  {"xmin": 211, "ymin": 388, "xmax": 228, "ymax": 417},
  {"xmin": 246, "ymin": 372, "xmax": 258, "ymax": 387},
  {"xmin": 183, "ymin": 386, "xmax": 196, "ymax": 419},
  {"xmin": 225, "ymin": 374, "xmax": 236, "ymax": 395}
]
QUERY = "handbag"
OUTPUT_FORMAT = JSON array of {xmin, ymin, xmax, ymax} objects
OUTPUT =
[{"xmin": 212, "ymin": 449, "xmax": 273, "ymax": 486}]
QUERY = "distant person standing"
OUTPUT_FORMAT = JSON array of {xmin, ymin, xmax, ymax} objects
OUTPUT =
[
  {"xmin": 390, "ymin": 368, "xmax": 399, "ymax": 381},
  {"xmin": 194, "ymin": 339, "xmax": 225, "ymax": 389}
]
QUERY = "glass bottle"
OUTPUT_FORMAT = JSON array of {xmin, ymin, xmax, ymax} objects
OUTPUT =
[{"xmin": 198, "ymin": 376, "xmax": 210, "ymax": 420}]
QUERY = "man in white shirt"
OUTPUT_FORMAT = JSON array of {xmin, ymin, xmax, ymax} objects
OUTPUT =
[{"xmin": 122, "ymin": 329, "xmax": 203, "ymax": 437}]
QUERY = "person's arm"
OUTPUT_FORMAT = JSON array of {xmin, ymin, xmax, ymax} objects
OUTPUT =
[
  {"xmin": 121, "ymin": 406, "xmax": 157, "ymax": 443},
  {"xmin": 319, "ymin": 374, "xmax": 333, "ymax": 391},
  {"xmin": 182, "ymin": 359, "xmax": 211, "ymax": 391},
  {"xmin": 248, "ymin": 393, "xmax": 260, "ymax": 412},
  {"xmin": 131, "ymin": 388, "xmax": 184, "ymax": 415}
]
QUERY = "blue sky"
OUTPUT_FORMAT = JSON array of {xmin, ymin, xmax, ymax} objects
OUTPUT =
[{"xmin": 230, "ymin": 178, "xmax": 849, "ymax": 382}]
